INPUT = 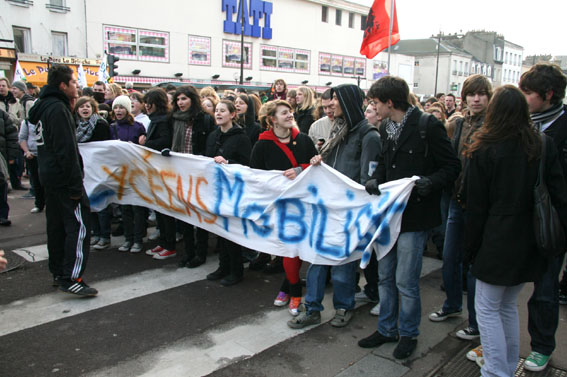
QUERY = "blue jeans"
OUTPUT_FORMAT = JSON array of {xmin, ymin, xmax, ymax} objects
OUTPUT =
[
  {"xmin": 528, "ymin": 251, "xmax": 566, "ymax": 355},
  {"xmin": 378, "ymin": 231, "xmax": 428, "ymax": 338},
  {"xmin": 305, "ymin": 261, "xmax": 357, "ymax": 313},
  {"xmin": 442, "ymin": 199, "xmax": 464, "ymax": 313},
  {"xmin": 476, "ymin": 280, "xmax": 524, "ymax": 377}
]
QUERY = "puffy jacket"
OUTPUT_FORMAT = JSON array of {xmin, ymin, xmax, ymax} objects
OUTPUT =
[
  {"xmin": 205, "ymin": 125, "xmax": 251, "ymax": 166},
  {"xmin": 0, "ymin": 109, "xmax": 19, "ymax": 162}
]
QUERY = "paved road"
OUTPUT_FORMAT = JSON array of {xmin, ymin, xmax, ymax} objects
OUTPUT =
[{"xmin": 1, "ymin": 183, "xmax": 566, "ymax": 377}]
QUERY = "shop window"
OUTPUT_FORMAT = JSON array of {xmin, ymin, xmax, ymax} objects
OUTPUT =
[
  {"xmin": 222, "ymin": 40, "xmax": 252, "ymax": 69},
  {"xmin": 104, "ymin": 25, "xmax": 169, "ymax": 62},
  {"xmin": 261, "ymin": 45, "xmax": 310, "ymax": 73},
  {"xmin": 188, "ymin": 35, "xmax": 211, "ymax": 65}
]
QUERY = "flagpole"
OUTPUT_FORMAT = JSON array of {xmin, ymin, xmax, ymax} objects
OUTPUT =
[{"xmin": 387, "ymin": 0, "xmax": 395, "ymax": 73}]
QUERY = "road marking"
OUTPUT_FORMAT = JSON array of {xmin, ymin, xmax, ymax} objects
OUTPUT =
[
  {"xmin": 0, "ymin": 257, "xmax": 219, "ymax": 337},
  {"xmin": 86, "ymin": 257, "xmax": 442, "ymax": 377}
]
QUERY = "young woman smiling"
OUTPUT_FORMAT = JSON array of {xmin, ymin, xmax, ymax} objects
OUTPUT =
[
  {"xmin": 251, "ymin": 100, "xmax": 318, "ymax": 315},
  {"xmin": 205, "ymin": 100, "xmax": 252, "ymax": 286}
]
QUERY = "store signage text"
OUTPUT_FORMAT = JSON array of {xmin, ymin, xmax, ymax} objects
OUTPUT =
[{"xmin": 222, "ymin": 0, "xmax": 273, "ymax": 40}]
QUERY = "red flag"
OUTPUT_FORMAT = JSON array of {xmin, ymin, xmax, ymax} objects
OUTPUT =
[{"xmin": 360, "ymin": 0, "xmax": 400, "ymax": 59}]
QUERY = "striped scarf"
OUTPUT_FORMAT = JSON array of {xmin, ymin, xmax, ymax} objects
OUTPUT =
[
  {"xmin": 385, "ymin": 106, "xmax": 416, "ymax": 144},
  {"xmin": 76, "ymin": 113, "xmax": 100, "ymax": 143},
  {"xmin": 531, "ymin": 103, "xmax": 564, "ymax": 131}
]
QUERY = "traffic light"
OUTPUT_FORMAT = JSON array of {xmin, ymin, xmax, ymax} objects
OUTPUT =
[{"xmin": 107, "ymin": 54, "xmax": 120, "ymax": 78}]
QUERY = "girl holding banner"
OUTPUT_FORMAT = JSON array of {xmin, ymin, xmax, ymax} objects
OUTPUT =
[
  {"xmin": 251, "ymin": 100, "xmax": 318, "ymax": 315},
  {"xmin": 205, "ymin": 100, "xmax": 252, "ymax": 286}
]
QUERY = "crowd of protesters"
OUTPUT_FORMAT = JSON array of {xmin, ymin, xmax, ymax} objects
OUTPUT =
[{"xmin": 1, "ymin": 61, "xmax": 567, "ymax": 376}]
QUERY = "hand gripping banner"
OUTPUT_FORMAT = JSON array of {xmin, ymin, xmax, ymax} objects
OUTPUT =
[{"xmin": 80, "ymin": 141, "xmax": 418, "ymax": 267}]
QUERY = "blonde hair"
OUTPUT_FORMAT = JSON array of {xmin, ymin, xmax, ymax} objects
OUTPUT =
[
  {"xmin": 297, "ymin": 86, "xmax": 315, "ymax": 111},
  {"xmin": 108, "ymin": 83, "xmax": 123, "ymax": 97},
  {"xmin": 200, "ymin": 86, "xmax": 220, "ymax": 102},
  {"xmin": 258, "ymin": 100, "xmax": 293, "ymax": 130}
]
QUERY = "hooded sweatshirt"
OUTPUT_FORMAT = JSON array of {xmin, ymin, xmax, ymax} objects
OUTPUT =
[
  {"xmin": 322, "ymin": 84, "xmax": 381, "ymax": 184},
  {"xmin": 28, "ymin": 85, "xmax": 84, "ymax": 197}
]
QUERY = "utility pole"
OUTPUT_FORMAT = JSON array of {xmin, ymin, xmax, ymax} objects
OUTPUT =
[
  {"xmin": 434, "ymin": 31, "xmax": 441, "ymax": 95},
  {"xmin": 239, "ymin": 4, "xmax": 244, "ymax": 85}
]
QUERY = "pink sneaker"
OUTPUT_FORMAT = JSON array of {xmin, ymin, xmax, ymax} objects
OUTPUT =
[
  {"xmin": 274, "ymin": 291, "xmax": 290, "ymax": 306},
  {"xmin": 146, "ymin": 245, "xmax": 164, "ymax": 256},
  {"xmin": 153, "ymin": 249, "xmax": 177, "ymax": 260},
  {"xmin": 289, "ymin": 297, "xmax": 302, "ymax": 316}
]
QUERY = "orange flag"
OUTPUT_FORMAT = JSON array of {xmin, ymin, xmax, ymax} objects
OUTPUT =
[{"xmin": 360, "ymin": 0, "xmax": 400, "ymax": 59}]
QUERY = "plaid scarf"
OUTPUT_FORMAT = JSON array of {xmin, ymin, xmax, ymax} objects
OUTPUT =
[
  {"xmin": 385, "ymin": 106, "xmax": 416, "ymax": 144},
  {"xmin": 76, "ymin": 113, "xmax": 100, "ymax": 143},
  {"xmin": 319, "ymin": 117, "xmax": 348, "ymax": 160}
]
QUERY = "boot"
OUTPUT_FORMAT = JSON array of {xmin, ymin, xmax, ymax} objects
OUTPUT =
[
  {"xmin": 264, "ymin": 256, "xmax": 284, "ymax": 274},
  {"xmin": 249, "ymin": 252, "xmax": 271, "ymax": 271}
]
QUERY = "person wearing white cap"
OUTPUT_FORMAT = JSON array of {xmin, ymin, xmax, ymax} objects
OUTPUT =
[{"xmin": 110, "ymin": 95, "xmax": 147, "ymax": 253}]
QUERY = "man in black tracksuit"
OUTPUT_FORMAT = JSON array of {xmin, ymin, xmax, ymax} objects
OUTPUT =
[{"xmin": 28, "ymin": 65, "xmax": 97, "ymax": 296}]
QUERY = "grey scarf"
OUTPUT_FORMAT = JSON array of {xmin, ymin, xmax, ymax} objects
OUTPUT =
[
  {"xmin": 171, "ymin": 110, "xmax": 193, "ymax": 153},
  {"xmin": 531, "ymin": 103, "xmax": 564, "ymax": 131},
  {"xmin": 319, "ymin": 117, "xmax": 349, "ymax": 160},
  {"xmin": 385, "ymin": 106, "xmax": 416, "ymax": 144},
  {"xmin": 76, "ymin": 113, "xmax": 100, "ymax": 143}
]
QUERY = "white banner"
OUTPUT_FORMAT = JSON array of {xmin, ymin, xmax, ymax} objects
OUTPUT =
[
  {"xmin": 97, "ymin": 53, "xmax": 109, "ymax": 83},
  {"xmin": 13, "ymin": 60, "xmax": 27, "ymax": 82},
  {"xmin": 77, "ymin": 63, "xmax": 87, "ymax": 88},
  {"xmin": 80, "ymin": 141, "xmax": 417, "ymax": 267}
]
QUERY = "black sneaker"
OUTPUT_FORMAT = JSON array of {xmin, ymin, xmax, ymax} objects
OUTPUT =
[
  {"xmin": 220, "ymin": 274, "xmax": 243, "ymax": 286},
  {"xmin": 207, "ymin": 268, "xmax": 229, "ymax": 281},
  {"xmin": 393, "ymin": 336, "xmax": 417, "ymax": 359},
  {"xmin": 428, "ymin": 309, "xmax": 462, "ymax": 322},
  {"xmin": 187, "ymin": 256, "xmax": 206, "ymax": 268},
  {"xmin": 358, "ymin": 331, "xmax": 399, "ymax": 348},
  {"xmin": 59, "ymin": 279, "xmax": 98, "ymax": 297},
  {"xmin": 52, "ymin": 275, "xmax": 63, "ymax": 287}
]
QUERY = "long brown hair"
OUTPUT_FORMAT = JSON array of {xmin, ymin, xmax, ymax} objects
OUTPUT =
[{"xmin": 465, "ymin": 85, "xmax": 541, "ymax": 160}]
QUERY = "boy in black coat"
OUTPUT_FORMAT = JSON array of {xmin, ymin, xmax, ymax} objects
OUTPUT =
[{"xmin": 358, "ymin": 76, "xmax": 460, "ymax": 359}]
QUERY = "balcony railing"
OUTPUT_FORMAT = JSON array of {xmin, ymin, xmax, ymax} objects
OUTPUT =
[
  {"xmin": 45, "ymin": 3, "xmax": 70, "ymax": 12},
  {"xmin": 6, "ymin": 0, "xmax": 34, "ymax": 7}
]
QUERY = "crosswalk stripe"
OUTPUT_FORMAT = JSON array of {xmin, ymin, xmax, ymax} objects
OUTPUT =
[{"xmin": 0, "ymin": 256, "xmax": 219, "ymax": 337}]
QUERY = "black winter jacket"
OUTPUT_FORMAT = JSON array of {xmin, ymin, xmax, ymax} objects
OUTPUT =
[
  {"xmin": 0, "ymin": 109, "xmax": 18, "ymax": 162},
  {"xmin": 294, "ymin": 106, "xmax": 315, "ymax": 134},
  {"xmin": 373, "ymin": 110, "xmax": 461, "ymax": 232},
  {"xmin": 463, "ymin": 135, "xmax": 567, "ymax": 286},
  {"xmin": 145, "ymin": 112, "xmax": 172, "ymax": 152},
  {"xmin": 236, "ymin": 96, "xmax": 261, "ymax": 146},
  {"xmin": 250, "ymin": 128, "xmax": 317, "ymax": 171},
  {"xmin": 543, "ymin": 105, "xmax": 567, "ymax": 180},
  {"xmin": 28, "ymin": 85, "xmax": 84, "ymax": 197},
  {"xmin": 205, "ymin": 125, "xmax": 251, "ymax": 166}
]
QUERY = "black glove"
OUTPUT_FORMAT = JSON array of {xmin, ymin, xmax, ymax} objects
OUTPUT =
[
  {"xmin": 415, "ymin": 176, "xmax": 433, "ymax": 196},
  {"xmin": 365, "ymin": 179, "xmax": 381, "ymax": 196},
  {"xmin": 161, "ymin": 148, "xmax": 171, "ymax": 157}
]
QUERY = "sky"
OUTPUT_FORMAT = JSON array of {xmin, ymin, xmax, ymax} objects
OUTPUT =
[{"xmin": 351, "ymin": 0, "xmax": 566, "ymax": 57}]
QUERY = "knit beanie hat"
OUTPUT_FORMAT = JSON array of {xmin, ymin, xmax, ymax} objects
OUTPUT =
[
  {"xmin": 112, "ymin": 95, "xmax": 132, "ymax": 113},
  {"xmin": 12, "ymin": 81, "xmax": 27, "ymax": 93}
]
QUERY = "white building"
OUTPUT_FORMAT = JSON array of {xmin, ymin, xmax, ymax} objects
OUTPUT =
[
  {"xmin": 2, "ymin": 0, "xmax": 413, "ymax": 91},
  {"xmin": 82, "ymin": 0, "xmax": 412, "ymax": 91},
  {"xmin": 0, "ymin": 0, "xmax": 90, "ymax": 81},
  {"xmin": 499, "ymin": 40, "xmax": 523, "ymax": 87}
]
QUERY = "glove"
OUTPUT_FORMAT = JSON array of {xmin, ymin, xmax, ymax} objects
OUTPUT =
[
  {"xmin": 415, "ymin": 176, "xmax": 433, "ymax": 196},
  {"xmin": 161, "ymin": 148, "xmax": 171, "ymax": 157},
  {"xmin": 365, "ymin": 179, "xmax": 381, "ymax": 196}
]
